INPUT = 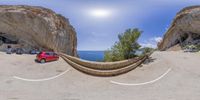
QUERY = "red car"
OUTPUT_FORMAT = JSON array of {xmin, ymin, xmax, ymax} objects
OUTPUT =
[{"xmin": 36, "ymin": 51, "xmax": 59, "ymax": 63}]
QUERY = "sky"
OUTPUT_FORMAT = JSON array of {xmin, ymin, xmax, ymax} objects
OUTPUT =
[{"xmin": 0, "ymin": 0, "xmax": 200, "ymax": 50}]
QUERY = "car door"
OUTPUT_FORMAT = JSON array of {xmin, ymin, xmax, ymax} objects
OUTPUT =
[
  {"xmin": 53, "ymin": 53, "xmax": 59, "ymax": 60},
  {"xmin": 45, "ymin": 52, "xmax": 51, "ymax": 61},
  {"xmin": 49, "ymin": 52, "xmax": 55, "ymax": 61}
]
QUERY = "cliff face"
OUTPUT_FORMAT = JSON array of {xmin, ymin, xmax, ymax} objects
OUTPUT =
[
  {"xmin": 158, "ymin": 6, "xmax": 200, "ymax": 50},
  {"xmin": 0, "ymin": 5, "xmax": 77, "ymax": 56}
]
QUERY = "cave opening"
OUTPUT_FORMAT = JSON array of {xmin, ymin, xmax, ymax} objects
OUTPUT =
[
  {"xmin": 178, "ymin": 32, "xmax": 200, "ymax": 47},
  {"xmin": 0, "ymin": 33, "xmax": 18, "ymax": 44},
  {"xmin": 0, "ymin": 32, "xmax": 42, "ymax": 53},
  {"xmin": 174, "ymin": 39, "xmax": 180, "ymax": 45},
  {"xmin": 192, "ymin": 34, "xmax": 200, "ymax": 40},
  {"xmin": 0, "ymin": 32, "xmax": 20, "ymax": 52},
  {"xmin": 191, "ymin": 33, "xmax": 200, "ymax": 45},
  {"xmin": 180, "ymin": 33, "xmax": 189, "ymax": 43}
]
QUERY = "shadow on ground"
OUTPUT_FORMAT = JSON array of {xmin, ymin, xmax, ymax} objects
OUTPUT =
[{"xmin": 142, "ymin": 57, "xmax": 156, "ymax": 65}]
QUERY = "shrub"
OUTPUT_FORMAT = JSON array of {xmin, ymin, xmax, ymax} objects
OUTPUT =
[{"xmin": 104, "ymin": 28, "xmax": 142, "ymax": 61}]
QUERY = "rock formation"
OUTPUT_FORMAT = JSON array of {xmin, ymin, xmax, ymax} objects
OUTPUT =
[
  {"xmin": 0, "ymin": 5, "xmax": 77, "ymax": 56},
  {"xmin": 158, "ymin": 6, "xmax": 200, "ymax": 50}
]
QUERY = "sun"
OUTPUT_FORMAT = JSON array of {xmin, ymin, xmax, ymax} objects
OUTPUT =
[{"xmin": 89, "ymin": 9, "xmax": 111, "ymax": 18}]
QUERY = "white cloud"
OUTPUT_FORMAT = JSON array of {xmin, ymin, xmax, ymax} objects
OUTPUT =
[
  {"xmin": 140, "ymin": 43, "xmax": 157, "ymax": 48},
  {"xmin": 153, "ymin": 37, "xmax": 162, "ymax": 43},
  {"xmin": 140, "ymin": 36, "xmax": 162, "ymax": 48}
]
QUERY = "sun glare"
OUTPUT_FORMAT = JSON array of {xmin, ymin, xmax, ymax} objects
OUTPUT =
[{"xmin": 89, "ymin": 9, "xmax": 111, "ymax": 18}]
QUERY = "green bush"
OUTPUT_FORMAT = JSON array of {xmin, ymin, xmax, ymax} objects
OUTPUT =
[{"xmin": 104, "ymin": 28, "xmax": 142, "ymax": 61}]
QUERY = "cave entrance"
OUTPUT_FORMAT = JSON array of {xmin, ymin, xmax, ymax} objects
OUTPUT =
[
  {"xmin": 0, "ymin": 32, "xmax": 21, "ymax": 52},
  {"xmin": 178, "ymin": 32, "xmax": 200, "ymax": 47},
  {"xmin": 191, "ymin": 33, "xmax": 200, "ymax": 45},
  {"xmin": 173, "ymin": 33, "xmax": 189, "ymax": 47},
  {"xmin": 180, "ymin": 33, "xmax": 189, "ymax": 43},
  {"xmin": 0, "ymin": 32, "xmax": 45, "ymax": 53},
  {"xmin": 0, "ymin": 33, "xmax": 18, "ymax": 44}
]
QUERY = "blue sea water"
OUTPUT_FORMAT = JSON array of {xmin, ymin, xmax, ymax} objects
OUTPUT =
[{"xmin": 78, "ymin": 51, "xmax": 104, "ymax": 61}]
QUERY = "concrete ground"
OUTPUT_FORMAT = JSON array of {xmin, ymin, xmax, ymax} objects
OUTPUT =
[{"xmin": 0, "ymin": 51, "xmax": 200, "ymax": 100}]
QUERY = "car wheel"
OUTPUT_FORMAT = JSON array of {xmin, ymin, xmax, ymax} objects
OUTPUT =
[{"xmin": 40, "ymin": 59, "xmax": 46, "ymax": 63}]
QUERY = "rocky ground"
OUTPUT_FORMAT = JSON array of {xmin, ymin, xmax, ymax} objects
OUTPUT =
[{"xmin": 0, "ymin": 51, "xmax": 200, "ymax": 100}]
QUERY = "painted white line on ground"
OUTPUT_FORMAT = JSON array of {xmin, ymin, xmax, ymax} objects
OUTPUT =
[
  {"xmin": 13, "ymin": 68, "xmax": 71, "ymax": 82},
  {"xmin": 110, "ymin": 68, "xmax": 171, "ymax": 86}
]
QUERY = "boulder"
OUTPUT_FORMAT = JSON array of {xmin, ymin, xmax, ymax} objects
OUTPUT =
[
  {"xmin": 0, "ymin": 5, "xmax": 77, "ymax": 56},
  {"xmin": 158, "ymin": 6, "xmax": 200, "ymax": 50}
]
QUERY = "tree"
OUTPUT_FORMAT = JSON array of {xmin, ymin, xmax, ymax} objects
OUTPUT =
[{"xmin": 104, "ymin": 28, "xmax": 142, "ymax": 61}]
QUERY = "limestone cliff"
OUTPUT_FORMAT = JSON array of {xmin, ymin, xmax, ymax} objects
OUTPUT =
[
  {"xmin": 158, "ymin": 6, "xmax": 200, "ymax": 50},
  {"xmin": 0, "ymin": 5, "xmax": 77, "ymax": 56}
]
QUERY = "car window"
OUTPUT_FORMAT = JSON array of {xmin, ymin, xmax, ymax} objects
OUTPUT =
[
  {"xmin": 53, "ymin": 53, "xmax": 57, "ymax": 56},
  {"xmin": 45, "ymin": 52, "xmax": 50, "ymax": 55},
  {"xmin": 50, "ymin": 53, "xmax": 53, "ymax": 55},
  {"xmin": 48, "ymin": 52, "xmax": 54, "ymax": 56}
]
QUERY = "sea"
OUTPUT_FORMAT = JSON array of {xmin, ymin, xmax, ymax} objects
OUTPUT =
[{"xmin": 78, "ymin": 51, "xmax": 104, "ymax": 62}]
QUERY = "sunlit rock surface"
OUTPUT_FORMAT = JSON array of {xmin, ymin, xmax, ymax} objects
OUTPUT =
[
  {"xmin": 158, "ymin": 6, "xmax": 200, "ymax": 50},
  {"xmin": 0, "ymin": 5, "xmax": 77, "ymax": 56}
]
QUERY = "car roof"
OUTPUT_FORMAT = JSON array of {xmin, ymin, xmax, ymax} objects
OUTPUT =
[{"xmin": 43, "ymin": 51, "xmax": 55, "ymax": 53}]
